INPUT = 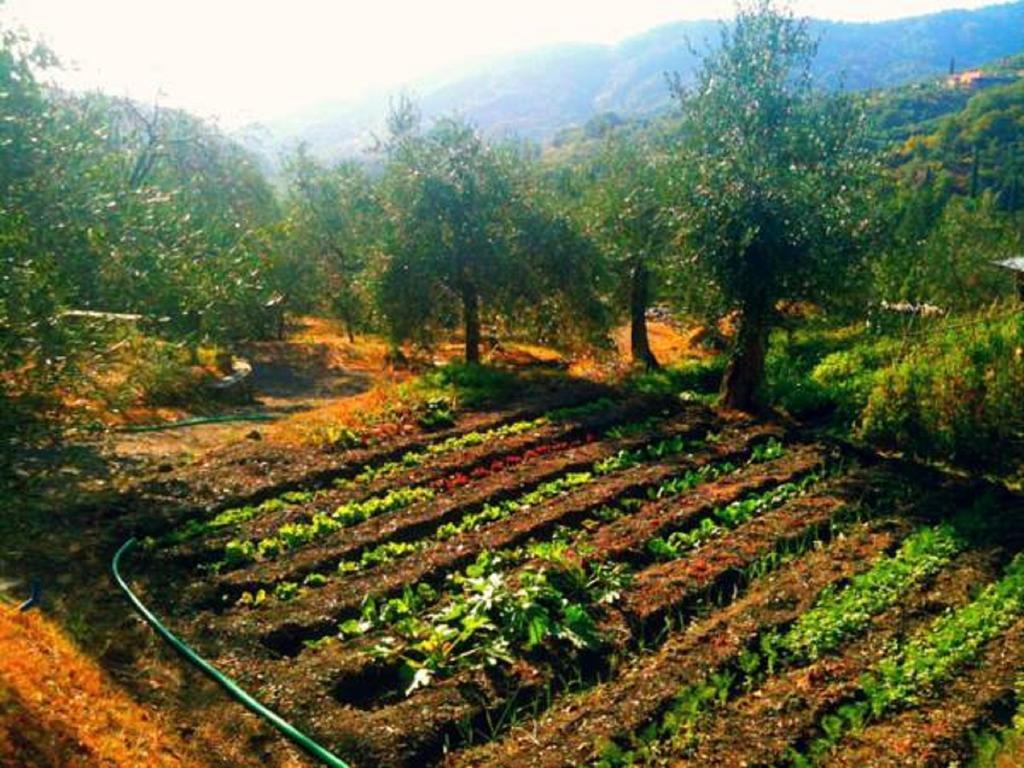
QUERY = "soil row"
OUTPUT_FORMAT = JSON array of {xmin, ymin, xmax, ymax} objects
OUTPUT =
[
  {"xmin": 255, "ymin": 477, "xmax": 857, "ymax": 767},
  {"xmin": 618, "ymin": 485, "xmax": 843, "ymax": 633},
  {"xmin": 226, "ymin": 437, "xmax": 818, "ymax": 715},
  {"xmin": 241, "ymin": 435, "xmax": 814, "ymax": 695},
  {"xmin": 148, "ymin": 387, "xmax": 617, "ymax": 541},
  {"xmin": 447, "ymin": 520, "xmax": 910, "ymax": 768},
  {"xmin": 212, "ymin": 424, "xmax": 789, "ymax": 658},
  {"xmin": 584, "ymin": 443, "xmax": 829, "ymax": 569},
  {"xmin": 187, "ymin": 411, "xmax": 722, "ymax": 613},
  {"xmin": 169, "ymin": 396, "xmax": 672, "ymax": 557},
  {"xmin": 821, "ymin": 619, "xmax": 1024, "ymax": 767},
  {"xmin": 677, "ymin": 549, "xmax": 1000, "ymax": 766}
]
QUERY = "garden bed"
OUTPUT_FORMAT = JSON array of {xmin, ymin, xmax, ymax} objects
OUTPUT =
[{"xmin": 122, "ymin": 388, "xmax": 1024, "ymax": 768}]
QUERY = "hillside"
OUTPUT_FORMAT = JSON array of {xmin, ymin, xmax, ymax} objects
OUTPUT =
[{"xmin": 257, "ymin": 1, "xmax": 1024, "ymax": 160}]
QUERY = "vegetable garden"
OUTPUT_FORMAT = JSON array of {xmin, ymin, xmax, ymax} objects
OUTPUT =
[{"xmin": 120, "ymin": 391, "xmax": 1024, "ymax": 767}]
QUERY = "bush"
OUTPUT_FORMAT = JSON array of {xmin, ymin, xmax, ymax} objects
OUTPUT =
[
  {"xmin": 126, "ymin": 340, "xmax": 209, "ymax": 407},
  {"xmin": 420, "ymin": 363, "xmax": 520, "ymax": 408},
  {"xmin": 624, "ymin": 357, "xmax": 726, "ymax": 399},
  {"xmin": 761, "ymin": 325, "xmax": 886, "ymax": 420},
  {"xmin": 859, "ymin": 310, "xmax": 1024, "ymax": 465},
  {"xmin": 417, "ymin": 397, "xmax": 456, "ymax": 431},
  {"xmin": 809, "ymin": 336, "xmax": 903, "ymax": 422},
  {"xmin": 762, "ymin": 350, "xmax": 835, "ymax": 419}
]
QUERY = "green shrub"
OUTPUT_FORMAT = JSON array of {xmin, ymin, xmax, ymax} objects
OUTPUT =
[
  {"xmin": 417, "ymin": 397, "xmax": 456, "ymax": 430},
  {"xmin": 118, "ymin": 338, "xmax": 209, "ymax": 407},
  {"xmin": 421, "ymin": 363, "xmax": 520, "ymax": 407},
  {"xmin": 809, "ymin": 336, "xmax": 902, "ymax": 421},
  {"xmin": 753, "ymin": 312, "xmax": 1024, "ymax": 468},
  {"xmin": 625, "ymin": 357, "xmax": 726, "ymax": 398},
  {"xmin": 762, "ymin": 350, "xmax": 835, "ymax": 419},
  {"xmin": 760, "ymin": 325, "xmax": 892, "ymax": 420},
  {"xmin": 859, "ymin": 310, "xmax": 1024, "ymax": 465}
]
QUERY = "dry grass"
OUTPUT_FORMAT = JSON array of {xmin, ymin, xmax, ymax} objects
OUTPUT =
[
  {"xmin": 0, "ymin": 606, "xmax": 199, "ymax": 768},
  {"xmin": 264, "ymin": 380, "xmax": 419, "ymax": 448},
  {"xmin": 611, "ymin": 319, "xmax": 723, "ymax": 367}
]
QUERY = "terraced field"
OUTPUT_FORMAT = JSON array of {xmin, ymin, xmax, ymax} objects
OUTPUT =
[{"xmin": 124, "ymin": 392, "xmax": 1024, "ymax": 768}]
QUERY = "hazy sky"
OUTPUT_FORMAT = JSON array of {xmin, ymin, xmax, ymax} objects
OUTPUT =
[{"xmin": 1, "ymin": 0, "xmax": 1005, "ymax": 126}]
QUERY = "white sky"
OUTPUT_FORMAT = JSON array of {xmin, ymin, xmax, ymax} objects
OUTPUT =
[{"xmin": 0, "ymin": 0, "xmax": 1005, "ymax": 127}]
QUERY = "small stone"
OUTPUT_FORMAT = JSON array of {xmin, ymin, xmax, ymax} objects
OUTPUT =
[{"xmin": 246, "ymin": 430, "xmax": 263, "ymax": 441}]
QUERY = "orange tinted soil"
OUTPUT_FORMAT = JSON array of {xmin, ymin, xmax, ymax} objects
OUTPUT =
[{"xmin": 0, "ymin": 607, "xmax": 195, "ymax": 768}]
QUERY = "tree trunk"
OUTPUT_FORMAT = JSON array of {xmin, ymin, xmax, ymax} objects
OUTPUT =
[
  {"xmin": 629, "ymin": 261, "xmax": 659, "ymax": 369},
  {"xmin": 720, "ymin": 307, "xmax": 769, "ymax": 412},
  {"xmin": 463, "ymin": 284, "xmax": 481, "ymax": 365}
]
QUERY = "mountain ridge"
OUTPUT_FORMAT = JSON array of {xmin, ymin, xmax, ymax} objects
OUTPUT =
[{"xmin": 249, "ymin": 1, "xmax": 1024, "ymax": 161}]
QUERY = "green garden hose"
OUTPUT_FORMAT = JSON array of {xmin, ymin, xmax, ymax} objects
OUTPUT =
[
  {"xmin": 117, "ymin": 412, "xmax": 277, "ymax": 433},
  {"xmin": 112, "ymin": 538, "xmax": 351, "ymax": 768}
]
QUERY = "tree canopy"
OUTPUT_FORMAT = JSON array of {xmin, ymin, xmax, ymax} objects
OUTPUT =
[
  {"xmin": 671, "ymin": 0, "xmax": 877, "ymax": 409},
  {"xmin": 378, "ymin": 106, "xmax": 605, "ymax": 362}
]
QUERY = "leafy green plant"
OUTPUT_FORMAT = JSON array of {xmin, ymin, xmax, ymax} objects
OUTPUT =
[
  {"xmin": 598, "ymin": 519, "xmax": 969, "ymax": 767},
  {"xmin": 225, "ymin": 485, "xmax": 437, "ymax": 565},
  {"xmin": 339, "ymin": 540, "xmax": 427, "ymax": 574},
  {"xmin": 224, "ymin": 539, "xmax": 256, "ymax": 567},
  {"xmin": 792, "ymin": 552, "xmax": 1024, "ymax": 764},
  {"xmin": 420, "ymin": 363, "xmax": 522, "ymax": 406},
  {"xmin": 750, "ymin": 437, "xmax": 784, "ymax": 463},
  {"xmin": 435, "ymin": 472, "xmax": 594, "ymax": 541},
  {"xmin": 433, "ymin": 431, "xmax": 706, "ymax": 543},
  {"xmin": 371, "ymin": 549, "xmax": 629, "ymax": 694},
  {"xmin": 355, "ymin": 416, "xmax": 546, "ymax": 483},
  {"xmin": 606, "ymin": 414, "xmax": 667, "ymax": 441},
  {"xmin": 168, "ymin": 490, "xmax": 317, "ymax": 544},
  {"xmin": 776, "ymin": 524, "xmax": 963, "ymax": 662},
  {"xmin": 417, "ymin": 397, "xmax": 456, "ymax": 430},
  {"xmin": 274, "ymin": 581, "xmax": 300, "ymax": 601},
  {"xmin": 190, "ymin": 399, "xmax": 625, "ymax": 556},
  {"xmin": 646, "ymin": 473, "xmax": 817, "ymax": 562},
  {"xmin": 236, "ymin": 588, "xmax": 268, "ymax": 607}
]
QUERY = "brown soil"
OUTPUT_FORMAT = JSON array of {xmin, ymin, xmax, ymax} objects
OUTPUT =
[
  {"xmin": 196, "ymin": 417, "xmax": 721, "ymax": 644},
  {"xmin": 199, "ymin": 402, "xmax": 702, "ymax": 602},
  {"xmin": 447, "ymin": 521, "xmax": 908, "ymax": 768},
  {"xmin": 823, "ymin": 619, "xmax": 1024, "ymax": 768},
  {"xmin": 242, "ymin": 463, "xmax": 849, "ymax": 767},
  {"xmin": 679, "ymin": 550, "xmax": 1000, "ymax": 766},
  {"xmin": 0, "ymin": 324, "xmax": 603, "ymax": 768},
  {"xmin": 8, "ymin": 320, "xmax": 1023, "ymax": 768},
  {"xmin": 269, "ymin": 436, "xmax": 820, "ymax": 725},
  {"xmin": 583, "ymin": 440, "xmax": 821, "ymax": 566}
]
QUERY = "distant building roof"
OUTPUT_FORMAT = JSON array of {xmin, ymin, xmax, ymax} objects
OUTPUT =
[
  {"xmin": 946, "ymin": 70, "xmax": 1019, "ymax": 89},
  {"xmin": 993, "ymin": 257, "xmax": 1024, "ymax": 273}
]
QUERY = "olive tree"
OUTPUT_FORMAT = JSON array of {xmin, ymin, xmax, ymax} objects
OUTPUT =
[
  {"xmin": 283, "ymin": 146, "xmax": 380, "ymax": 340},
  {"xmin": 672, "ymin": 1, "xmax": 876, "ymax": 410},
  {"xmin": 379, "ymin": 106, "xmax": 604, "ymax": 362},
  {"xmin": 580, "ymin": 135, "xmax": 677, "ymax": 368}
]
